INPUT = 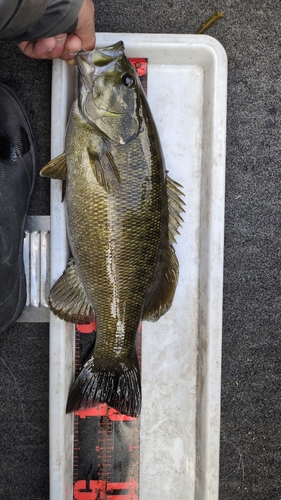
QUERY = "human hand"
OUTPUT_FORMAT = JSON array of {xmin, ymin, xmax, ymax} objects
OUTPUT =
[{"xmin": 18, "ymin": 0, "xmax": 95, "ymax": 63}]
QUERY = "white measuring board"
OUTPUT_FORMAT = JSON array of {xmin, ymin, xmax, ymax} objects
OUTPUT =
[{"xmin": 49, "ymin": 33, "xmax": 227, "ymax": 500}]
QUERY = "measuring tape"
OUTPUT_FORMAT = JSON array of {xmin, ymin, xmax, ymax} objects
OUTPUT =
[{"xmin": 73, "ymin": 59, "xmax": 147, "ymax": 500}]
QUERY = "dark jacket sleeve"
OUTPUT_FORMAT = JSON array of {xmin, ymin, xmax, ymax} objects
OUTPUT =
[{"xmin": 0, "ymin": 0, "xmax": 84, "ymax": 42}]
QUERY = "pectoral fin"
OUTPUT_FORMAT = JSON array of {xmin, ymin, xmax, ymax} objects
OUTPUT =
[
  {"xmin": 88, "ymin": 146, "xmax": 120, "ymax": 194},
  {"xmin": 49, "ymin": 258, "xmax": 95, "ymax": 324},
  {"xmin": 40, "ymin": 153, "xmax": 67, "ymax": 180}
]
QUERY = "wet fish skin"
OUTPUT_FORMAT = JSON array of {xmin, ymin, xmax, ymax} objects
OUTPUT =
[{"xmin": 40, "ymin": 41, "xmax": 184, "ymax": 417}]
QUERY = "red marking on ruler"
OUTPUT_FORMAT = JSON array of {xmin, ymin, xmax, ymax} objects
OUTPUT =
[
  {"xmin": 76, "ymin": 321, "xmax": 96, "ymax": 333},
  {"xmin": 130, "ymin": 58, "xmax": 147, "ymax": 77},
  {"xmin": 107, "ymin": 408, "xmax": 137, "ymax": 421},
  {"xmin": 75, "ymin": 404, "xmax": 108, "ymax": 418},
  {"xmin": 74, "ymin": 479, "xmax": 105, "ymax": 499},
  {"xmin": 75, "ymin": 404, "xmax": 137, "ymax": 421},
  {"xmin": 74, "ymin": 479, "xmax": 138, "ymax": 500}
]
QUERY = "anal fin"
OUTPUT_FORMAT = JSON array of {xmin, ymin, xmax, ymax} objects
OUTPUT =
[{"xmin": 49, "ymin": 258, "xmax": 95, "ymax": 324}]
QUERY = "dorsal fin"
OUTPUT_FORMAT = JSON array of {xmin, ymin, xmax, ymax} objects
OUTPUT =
[
  {"xmin": 142, "ymin": 175, "xmax": 185, "ymax": 321},
  {"xmin": 167, "ymin": 175, "xmax": 185, "ymax": 244}
]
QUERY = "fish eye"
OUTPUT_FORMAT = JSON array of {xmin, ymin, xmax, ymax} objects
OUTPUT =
[{"xmin": 121, "ymin": 73, "xmax": 135, "ymax": 88}]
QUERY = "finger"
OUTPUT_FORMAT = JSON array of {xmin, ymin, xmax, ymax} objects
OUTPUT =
[
  {"xmin": 66, "ymin": 58, "xmax": 78, "ymax": 66},
  {"xmin": 18, "ymin": 41, "xmax": 30, "ymax": 54},
  {"xmin": 33, "ymin": 38, "xmax": 64, "ymax": 59},
  {"xmin": 58, "ymin": 33, "xmax": 81, "ymax": 62},
  {"xmin": 57, "ymin": 34, "xmax": 84, "ymax": 63},
  {"xmin": 18, "ymin": 38, "xmax": 64, "ymax": 59},
  {"xmin": 54, "ymin": 34, "xmax": 67, "ymax": 47},
  {"xmin": 18, "ymin": 40, "xmax": 43, "ymax": 59}
]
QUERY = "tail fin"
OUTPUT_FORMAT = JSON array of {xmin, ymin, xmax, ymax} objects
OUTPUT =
[{"xmin": 66, "ymin": 350, "xmax": 141, "ymax": 417}]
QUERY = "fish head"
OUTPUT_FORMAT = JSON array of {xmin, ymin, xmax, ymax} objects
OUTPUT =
[{"xmin": 76, "ymin": 41, "xmax": 143, "ymax": 145}]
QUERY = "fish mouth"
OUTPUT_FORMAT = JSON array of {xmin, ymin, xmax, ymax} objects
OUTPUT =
[
  {"xmin": 76, "ymin": 52, "xmax": 94, "ymax": 89},
  {"xmin": 77, "ymin": 42, "xmax": 125, "ymax": 78},
  {"xmin": 77, "ymin": 41, "xmax": 124, "ymax": 59},
  {"xmin": 76, "ymin": 50, "xmax": 92, "ymax": 67},
  {"xmin": 77, "ymin": 49, "xmax": 128, "ymax": 117},
  {"xmin": 77, "ymin": 41, "xmax": 124, "ymax": 62}
]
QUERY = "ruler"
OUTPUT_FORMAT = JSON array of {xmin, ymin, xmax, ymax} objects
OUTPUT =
[
  {"xmin": 73, "ymin": 325, "xmax": 141, "ymax": 500},
  {"xmin": 73, "ymin": 60, "xmax": 147, "ymax": 500}
]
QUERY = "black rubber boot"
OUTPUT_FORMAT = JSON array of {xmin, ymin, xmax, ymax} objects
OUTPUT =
[{"xmin": 0, "ymin": 83, "xmax": 36, "ymax": 333}]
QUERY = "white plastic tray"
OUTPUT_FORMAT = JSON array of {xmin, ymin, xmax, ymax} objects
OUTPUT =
[{"xmin": 49, "ymin": 33, "xmax": 227, "ymax": 500}]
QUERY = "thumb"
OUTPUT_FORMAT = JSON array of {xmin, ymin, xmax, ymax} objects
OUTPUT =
[{"xmin": 75, "ymin": 0, "xmax": 96, "ymax": 51}]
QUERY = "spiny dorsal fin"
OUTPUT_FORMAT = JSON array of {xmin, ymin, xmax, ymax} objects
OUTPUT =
[
  {"xmin": 167, "ymin": 175, "xmax": 185, "ymax": 244},
  {"xmin": 142, "ymin": 245, "xmax": 179, "ymax": 322},
  {"xmin": 49, "ymin": 258, "xmax": 95, "ymax": 324},
  {"xmin": 40, "ymin": 152, "xmax": 67, "ymax": 180},
  {"xmin": 88, "ymin": 145, "xmax": 120, "ymax": 194}
]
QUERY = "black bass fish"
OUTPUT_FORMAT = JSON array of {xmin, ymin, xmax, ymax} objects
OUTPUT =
[{"xmin": 41, "ymin": 41, "xmax": 185, "ymax": 417}]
